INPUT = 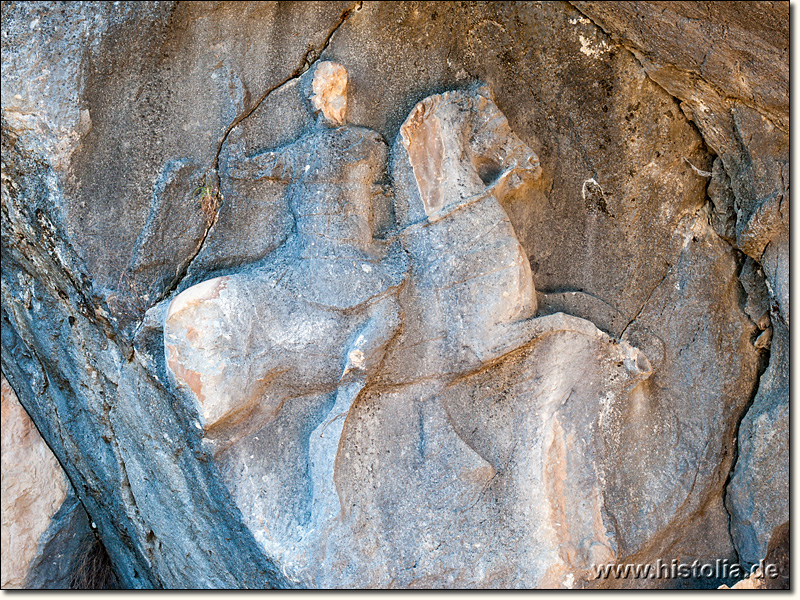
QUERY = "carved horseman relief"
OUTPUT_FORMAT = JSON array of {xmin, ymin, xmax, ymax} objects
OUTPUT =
[{"xmin": 164, "ymin": 62, "xmax": 652, "ymax": 588}]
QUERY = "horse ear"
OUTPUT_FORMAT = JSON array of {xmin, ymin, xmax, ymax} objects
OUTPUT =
[{"xmin": 475, "ymin": 84, "xmax": 495, "ymax": 102}]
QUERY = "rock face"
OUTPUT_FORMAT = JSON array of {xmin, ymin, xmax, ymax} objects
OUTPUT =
[
  {"xmin": 568, "ymin": 3, "xmax": 789, "ymax": 569},
  {"xmin": 1, "ymin": 376, "xmax": 68, "ymax": 588},
  {"xmin": 1, "ymin": 1, "xmax": 787, "ymax": 589},
  {"xmin": 167, "ymin": 78, "xmax": 652, "ymax": 586},
  {"xmin": 726, "ymin": 319, "xmax": 788, "ymax": 564},
  {"xmin": 1, "ymin": 375, "xmax": 105, "ymax": 589}
]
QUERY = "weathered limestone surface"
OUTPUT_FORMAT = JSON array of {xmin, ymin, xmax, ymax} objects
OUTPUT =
[
  {"xmin": 718, "ymin": 522, "xmax": 790, "ymax": 589},
  {"xmin": 725, "ymin": 319, "xmax": 789, "ymax": 564},
  {"xmin": 2, "ymin": 81, "xmax": 288, "ymax": 591},
  {"xmin": 167, "ymin": 77, "xmax": 655, "ymax": 586},
  {"xmin": 22, "ymin": 490, "xmax": 105, "ymax": 589},
  {"xmin": 1, "ymin": 0, "xmax": 787, "ymax": 589},
  {"xmin": 568, "ymin": 2, "xmax": 789, "ymax": 567}
]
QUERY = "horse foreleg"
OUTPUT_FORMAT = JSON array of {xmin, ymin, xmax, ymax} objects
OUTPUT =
[{"xmin": 304, "ymin": 296, "xmax": 402, "ymax": 531}]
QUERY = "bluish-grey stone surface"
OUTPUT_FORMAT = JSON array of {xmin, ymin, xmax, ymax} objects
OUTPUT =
[{"xmin": 1, "ymin": 0, "xmax": 787, "ymax": 589}]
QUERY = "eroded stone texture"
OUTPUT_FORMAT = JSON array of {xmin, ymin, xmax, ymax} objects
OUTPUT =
[
  {"xmin": 22, "ymin": 490, "xmax": 104, "ymax": 590},
  {"xmin": 570, "ymin": 0, "xmax": 788, "ymax": 568},
  {"xmin": 1, "ymin": 375, "xmax": 68, "ymax": 588},
  {"xmin": 726, "ymin": 319, "xmax": 788, "ymax": 564},
  {"xmin": 310, "ymin": 61, "xmax": 349, "ymax": 126},
  {"xmin": 166, "ymin": 75, "xmax": 655, "ymax": 587},
  {"xmin": 762, "ymin": 521, "xmax": 789, "ymax": 589},
  {"xmin": 2, "ymin": 110, "xmax": 288, "ymax": 589},
  {"xmin": 718, "ymin": 573, "xmax": 764, "ymax": 590},
  {"xmin": 1, "ymin": 0, "xmax": 786, "ymax": 590},
  {"xmin": 165, "ymin": 63, "xmax": 408, "ymax": 577},
  {"xmin": 321, "ymin": 17, "xmax": 761, "ymax": 570},
  {"xmin": 335, "ymin": 314, "xmax": 651, "ymax": 588},
  {"xmin": 3, "ymin": 1, "xmax": 359, "ymax": 333},
  {"xmin": 166, "ymin": 62, "xmax": 407, "ymax": 435}
]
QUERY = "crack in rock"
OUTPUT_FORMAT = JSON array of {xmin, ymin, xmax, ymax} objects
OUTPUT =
[{"xmin": 154, "ymin": 1, "xmax": 361, "ymax": 308}]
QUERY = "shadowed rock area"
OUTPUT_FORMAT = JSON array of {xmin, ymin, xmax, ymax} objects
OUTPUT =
[{"xmin": 1, "ymin": 1, "xmax": 787, "ymax": 589}]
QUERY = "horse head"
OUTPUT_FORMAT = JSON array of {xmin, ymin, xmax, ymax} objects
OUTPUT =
[
  {"xmin": 392, "ymin": 86, "xmax": 541, "ymax": 227},
  {"xmin": 380, "ymin": 87, "xmax": 544, "ymax": 381}
]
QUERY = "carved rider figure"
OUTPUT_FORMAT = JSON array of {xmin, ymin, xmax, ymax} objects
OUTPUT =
[
  {"xmin": 164, "ymin": 63, "xmax": 406, "ymax": 550},
  {"xmin": 229, "ymin": 61, "xmax": 407, "ymax": 309}
]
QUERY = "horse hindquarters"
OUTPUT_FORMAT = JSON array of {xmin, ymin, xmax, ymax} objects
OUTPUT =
[
  {"xmin": 164, "ymin": 275, "xmax": 253, "ymax": 429},
  {"xmin": 164, "ymin": 272, "xmax": 344, "ymax": 433}
]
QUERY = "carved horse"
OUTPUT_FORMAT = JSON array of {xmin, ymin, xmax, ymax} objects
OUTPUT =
[
  {"xmin": 356, "ymin": 87, "xmax": 654, "ymax": 586},
  {"xmin": 381, "ymin": 86, "xmax": 653, "ymax": 385}
]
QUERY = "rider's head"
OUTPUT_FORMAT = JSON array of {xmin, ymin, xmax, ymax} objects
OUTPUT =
[{"xmin": 309, "ymin": 61, "xmax": 348, "ymax": 126}]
